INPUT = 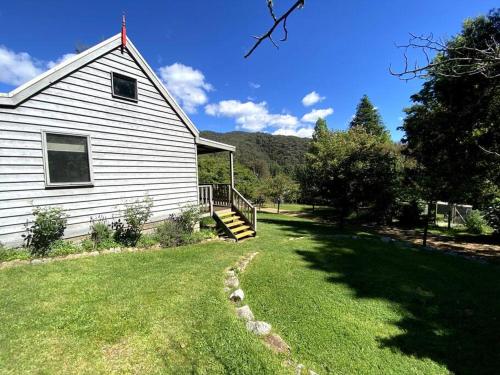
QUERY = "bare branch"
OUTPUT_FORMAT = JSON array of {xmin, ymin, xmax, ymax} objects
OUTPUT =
[
  {"xmin": 244, "ymin": 0, "xmax": 305, "ymax": 58},
  {"xmin": 478, "ymin": 144, "xmax": 500, "ymax": 158},
  {"xmin": 390, "ymin": 33, "xmax": 500, "ymax": 80}
]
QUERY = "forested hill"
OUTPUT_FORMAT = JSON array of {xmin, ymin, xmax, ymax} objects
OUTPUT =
[{"xmin": 200, "ymin": 131, "xmax": 310, "ymax": 178}]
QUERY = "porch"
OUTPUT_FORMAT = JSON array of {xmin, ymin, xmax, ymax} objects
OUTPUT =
[{"xmin": 196, "ymin": 137, "xmax": 257, "ymax": 241}]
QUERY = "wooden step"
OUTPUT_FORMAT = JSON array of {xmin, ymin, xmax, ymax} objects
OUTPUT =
[
  {"xmin": 226, "ymin": 220, "xmax": 245, "ymax": 228},
  {"xmin": 221, "ymin": 215, "xmax": 240, "ymax": 223},
  {"xmin": 235, "ymin": 230, "xmax": 255, "ymax": 239},
  {"xmin": 217, "ymin": 210, "xmax": 235, "ymax": 218},
  {"xmin": 231, "ymin": 225, "xmax": 251, "ymax": 234}
]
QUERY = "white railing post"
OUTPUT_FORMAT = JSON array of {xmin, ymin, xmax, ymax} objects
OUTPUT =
[
  {"xmin": 253, "ymin": 206, "xmax": 257, "ymax": 232},
  {"xmin": 209, "ymin": 185, "xmax": 214, "ymax": 216}
]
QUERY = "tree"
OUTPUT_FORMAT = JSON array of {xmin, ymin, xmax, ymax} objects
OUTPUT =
[
  {"xmin": 307, "ymin": 121, "xmax": 402, "ymax": 227},
  {"xmin": 349, "ymin": 95, "xmax": 389, "ymax": 138},
  {"xmin": 400, "ymin": 11, "xmax": 500, "ymax": 243},
  {"xmin": 197, "ymin": 154, "xmax": 260, "ymax": 200},
  {"xmin": 264, "ymin": 174, "xmax": 299, "ymax": 213}
]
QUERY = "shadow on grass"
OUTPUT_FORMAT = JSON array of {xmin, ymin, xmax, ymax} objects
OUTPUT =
[{"xmin": 260, "ymin": 215, "xmax": 500, "ymax": 375}]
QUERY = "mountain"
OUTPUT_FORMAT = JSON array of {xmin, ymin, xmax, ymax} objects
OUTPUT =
[{"xmin": 200, "ymin": 131, "xmax": 310, "ymax": 178}]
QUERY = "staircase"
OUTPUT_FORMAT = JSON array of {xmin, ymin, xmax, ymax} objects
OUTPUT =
[
  {"xmin": 199, "ymin": 184, "xmax": 257, "ymax": 242},
  {"xmin": 215, "ymin": 209, "xmax": 256, "ymax": 241}
]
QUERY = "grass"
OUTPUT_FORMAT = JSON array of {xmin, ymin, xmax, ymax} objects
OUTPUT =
[
  {"xmin": 0, "ymin": 242, "xmax": 285, "ymax": 374},
  {"xmin": 1, "ymin": 213, "xmax": 499, "ymax": 374}
]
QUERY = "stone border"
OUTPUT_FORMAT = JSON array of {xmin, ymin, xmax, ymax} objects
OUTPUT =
[
  {"xmin": 0, "ymin": 238, "xmax": 222, "ymax": 271},
  {"xmin": 224, "ymin": 252, "xmax": 319, "ymax": 375}
]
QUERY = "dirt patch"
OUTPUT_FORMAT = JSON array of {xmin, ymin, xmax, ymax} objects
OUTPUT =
[
  {"xmin": 261, "ymin": 208, "xmax": 500, "ymax": 264},
  {"xmin": 371, "ymin": 226, "xmax": 500, "ymax": 264}
]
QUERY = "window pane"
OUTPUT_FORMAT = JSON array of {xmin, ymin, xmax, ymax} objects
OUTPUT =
[
  {"xmin": 113, "ymin": 73, "xmax": 137, "ymax": 100},
  {"xmin": 46, "ymin": 133, "xmax": 91, "ymax": 184}
]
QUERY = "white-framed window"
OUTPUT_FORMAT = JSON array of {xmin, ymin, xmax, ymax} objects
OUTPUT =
[
  {"xmin": 111, "ymin": 72, "xmax": 138, "ymax": 101},
  {"xmin": 42, "ymin": 131, "xmax": 94, "ymax": 188}
]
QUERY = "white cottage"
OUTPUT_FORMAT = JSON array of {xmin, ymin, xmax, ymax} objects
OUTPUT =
[{"xmin": 0, "ymin": 33, "xmax": 256, "ymax": 247}]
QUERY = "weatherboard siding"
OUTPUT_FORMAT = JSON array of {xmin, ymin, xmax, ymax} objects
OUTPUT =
[{"xmin": 0, "ymin": 47, "xmax": 198, "ymax": 246}]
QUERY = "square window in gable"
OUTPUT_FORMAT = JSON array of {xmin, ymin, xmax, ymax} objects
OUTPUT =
[{"xmin": 111, "ymin": 72, "xmax": 138, "ymax": 101}]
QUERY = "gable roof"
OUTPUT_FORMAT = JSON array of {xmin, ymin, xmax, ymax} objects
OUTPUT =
[{"xmin": 0, "ymin": 33, "xmax": 200, "ymax": 138}]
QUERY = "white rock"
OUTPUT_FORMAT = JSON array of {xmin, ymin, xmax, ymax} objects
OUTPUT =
[
  {"xmin": 225, "ymin": 276, "xmax": 240, "ymax": 289},
  {"xmin": 31, "ymin": 259, "xmax": 43, "ymax": 265},
  {"xmin": 246, "ymin": 320, "xmax": 272, "ymax": 336},
  {"xmin": 226, "ymin": 269, "xmax": 236, "ymax": 277},
  {"xmin": 236, "ymin": 305, "xmax": 255, "ymax": 321},
  {"xmin": 229, "ymin": 289, "xmax": 244, "ymax": 302},
  {"xmin": 295, "ymin": 364, "xmax": 305, "ymax": 374}
]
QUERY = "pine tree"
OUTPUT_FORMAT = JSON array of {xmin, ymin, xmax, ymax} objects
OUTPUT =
[{"xmin": 350, "ymin": 95, "xmax": 388, "ymax": 137}]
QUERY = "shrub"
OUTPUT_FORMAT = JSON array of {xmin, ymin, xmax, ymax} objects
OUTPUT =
[
  {"xmin": 112, "ymin": 196, "xmax": 153, "ymax": 246},
  {"xmin": 155, "ymin": 218, "xmax": 185, "ymax": 248},
  {"xmin": 485, "ymin": 198, "xmax": 500, "ymax": 235},
  {"xmin": 464, "ymin": 210, "xmax": 487, "ymax": 234},
  {"xmin": 23, "ymin": 207, "xmax": 68, "ymax": 256},
  {"xmin": 136, "ymin": 233, "xmax": 158, "ymax": 248},
  {"xmin": 81, "ymin": 239, "xmax": 94, "ymax": 252},
  {"xmin": 49, "ymin": 240, "xmax": 81, "ymax": 257},
  {"xmin": 89, "ymin": 216, "xmax": 113, "ymax": 249},
  {"xmin": 177, "ymin": 205, "xmax": 200, "ymax": 232},
  {"xmin": 200, "ymin": 216, "xmax": 216, "ymax": 229},
  {"xmin": 155, "ymin": 206, "xmax": 202, "ymax": 248}
]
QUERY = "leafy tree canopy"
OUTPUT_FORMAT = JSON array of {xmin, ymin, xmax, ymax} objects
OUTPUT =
[{"xmin": 401, "ymin": 9, "xmax": 500, "ymax": 207}]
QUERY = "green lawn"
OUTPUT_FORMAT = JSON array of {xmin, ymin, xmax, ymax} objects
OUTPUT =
[{"xmin": 1, "ymin": 213, "xmax": 499, "ymax": 374}]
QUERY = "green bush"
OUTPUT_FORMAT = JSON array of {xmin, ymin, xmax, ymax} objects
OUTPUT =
[
  {"xmin": 89, "ymin": 216, "xmax": 113, "ymax": 249},
  {"xmin": 23, "ymin": 207, "xmax": 68, "ymax": 256},
  {"xmin": 112, "ymin": 196, "xmax": 153, "ymax": 246},
  {"xmin": 485, "ymin": 198, "xmax": 500, "ymax": 235},
  {"xmin": 155, "ymin": 207, "xmax": 203, "ymax": 248},
  {"xmin": 464, "ymin": 210, "xmax": 487, "ymax": 234},
  {"xmin": 49, "ymin": 240, "xmax": 81, "ymax": 257},
  {"xmin": 177, "ymin": 206, "xmax": 200, "ymax": 232},
  {"xmin": 81, "ymin": 239, "xmax": 94, "ymax": 252},
  {"xmin": 200, "ymin": 216, "xmax": 216, "ymax": 229},
  {"xmin": 155, "ymin": 219, "xmax": 185, "ymax": 248},
  {"xmin": 136, "ymin": 233, "xmax": 158, "ymax": 248}
]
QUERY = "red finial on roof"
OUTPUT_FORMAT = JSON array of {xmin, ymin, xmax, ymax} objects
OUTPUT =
[{"xmin": 121, "ymin": 14, "xmax": 127, "ymax": 52}]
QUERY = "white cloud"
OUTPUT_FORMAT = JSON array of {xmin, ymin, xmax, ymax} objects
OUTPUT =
[
  {"xmin": 302, "ymin": 91, "xmax": 325, "ymax": 107},
  {"xmin": 46, "ymin": 53, "xmax": 77, "ymax": 69},
  {"xmin": 273, "ymin": 127, "xmax": 314, "ymax": 138},
  {"xmin": 205, "ymin": 100, "xmax": 300, "ymax": 133},
  {"xmin": 158, "ymin": 63, "xmax": 213, "ymax": 113},
  {"xmin": 0, "ymin": 45, "xmax": 44, "ymax": 86},
  {"xmin": 249, "ymin": 82, "xmax": 261, "ymax": 89},
  {"xmin": 0, "ymin": 45, "xmax": 81, "ymax": 87},
  {"xmin": 301, "ymin": 108, "xmax": 334, "ymax": 123}
]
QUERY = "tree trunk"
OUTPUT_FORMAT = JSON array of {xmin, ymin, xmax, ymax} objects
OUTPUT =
[
  {"xmin": 423, "ymin": 201, "xmax": 433, "ymax": 247},
  {"xmin": 447, "ymin": 203, "xmax": 453, "ymax": 229},
  {"xmin": 277, "ymin": 199, "xmax": 281, "ymax": 213}
]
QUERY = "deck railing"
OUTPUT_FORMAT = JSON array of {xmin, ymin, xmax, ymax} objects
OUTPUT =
[
  {"xmin": 231, "ymin": 187, "xmax": 257, "ymax": 231},
  {"xmin": 198, "ymin": 185, "xmax": 213, "ymax": 216},
  {"xmin": 198, "ymin": 183, "xmax": 257, "ymax": 232},
  {"xmin": 212, "ymin": 184, "xmax": 231, "ymax": 207}
]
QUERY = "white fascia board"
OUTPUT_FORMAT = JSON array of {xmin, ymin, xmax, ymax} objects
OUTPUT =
[{"xmin": 0, "ymin": 34, "xmax": 122, "ymax": 106}]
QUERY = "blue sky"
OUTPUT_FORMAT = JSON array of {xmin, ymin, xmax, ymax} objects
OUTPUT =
[{"xmin": 0, "ymin": 1, "xmax": 497, "ymax": 141}]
